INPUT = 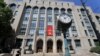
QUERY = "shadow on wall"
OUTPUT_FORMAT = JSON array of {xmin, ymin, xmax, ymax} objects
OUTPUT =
[{"xmin": 90, "ymin": 15, "xmax": 100, "ymax": 45}]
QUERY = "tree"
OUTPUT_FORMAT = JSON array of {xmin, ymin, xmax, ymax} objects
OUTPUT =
[
  {"xmin": 90, "ymin": 46, "xmax": 100, "ymax": 54},
  {"xmin": 0, "ymin": 0, "xmax": 16, "ymax": 53}
]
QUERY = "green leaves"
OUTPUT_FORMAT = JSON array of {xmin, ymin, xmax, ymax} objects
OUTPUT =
[
  {"xmin": 90, "ymin": 46, "xmax": 100, "ymax": 54},
  {"xmin": 0, "ymin": 7, "xmax": 13, "ymax": 23},
  {"xmin": 0, "ymin": 0, "xmax": 6, "ymax": 8},
  {"xmin": 0, "ymin": 0, "xmax": 15, "ymax": 52}
]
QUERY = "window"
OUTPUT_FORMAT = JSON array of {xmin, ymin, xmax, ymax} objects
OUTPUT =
[
  {"xmin": 81, "ymin": 21, "xmax": 84, "ymax": 26},
  {"xmin": 80, "ymin": 9, "xmax": 86, "ymax": 15},
  {"xmin": 29, "ymin": 0, "xmax": 31, "ymax": 3},
  {"xmin": 33, "ymin": 14, "xmax": 38, "ymax": 20},
  {"xmin": 10, "ymin": 4, "xmax": 16, "ymax": 12},
  {"xmin": 14, "ymin": 11, "xmax": 18, "ymax": 16},
  {"xmin": 19, "ymin": 28, "xmax": 26, "ymax": 35},
  {"xmin": 16, "ymin": 0, "xmax": 23, "ymax": 2},
  {"xmin": 29, "ymin": 28, "xmax": 35, "ymax": 35},
  {"xmin": 39, "ymin": 14, "xmax": 45, "ymax": 20},
  {"xmin": 36, "ymin": 1, "xmax": 38, "ymax": 4},
  {"xmin": 54, "ymin": 8, "xmax": 59, "ymax": 14},
  {"xmin": 17, "ymin": 5, "xmax": 20, "ymax": 8},
  {"xmin": 43, "ymin": 1, "xmax": 44, "ymax": 4},
  {"xmin": 56, "ymin": 30, "xmax": 61, "ymax": 36},
  {"xmin": 96, "ymin": 16, "xmax": 100, "ymax": 24},
  {"xmin": 71, "ymin": 26, "xmax": 76, "ymax": 31},
  {"xmin": 61, "ymin": 8, "xmax": 65, "ymax": 14},
  {"xmin": 26, "ymin": 7, "xmax": 31, "ymax": 13},
  {"xmin": 94, "ymin": 39, "xmax": 99, "ymax": 46},
  {"xmin": 85, "ymin": 30, "xmax": 88, "ymax": 36},
  {"xmin": 67, "ymin": 39, "xmax": 73, "ymax": 50},
  {"xmin": 47, "ymin": 15, "xmax": 52, "ymax": 22},
  {"xmin": 75, "ymin": 40, "xmax": 81, "ymax": 48},
  {"xmin": 30, "ymin": 20, "xmax": 36, "ymax": 27},
  {"xmin": 47, "ymin": 8, "xmax": 52, "ymax": 15},
  {"xmin": 49, "ymin": 2, "xmax": 51, "ymax": 5},
  {"xmin": 33, "ymin": 7, "xmax": 38, "ymax": 14},
  {"xmin": 77, "ymin": 9, "xmax": 79, "ymax": 12},
  {"xmin": 67, "ymin": 8, "xmax": 72, "ymax": 14},
  {"xmin": 19, "ymin": 7, "xmax": 31, "ymax": 35},
  {"xmin": 40, "ymin": 7, "xmax": 45, "ymax": 14},
  {"xmin": 38, "ymin": 20, "xmax": 44, "ymax": 35},
  {"xmin": 61, "ymin": 3, "xmax": 63, "ymax": 6},
  {"xmin": 88, "ymin": 30, "xmax": 94, "ymax": 35},
  {"xmin": 88, "ymin": 39, "xmax": 92, "ymax": 46},
  {"xmin": 29, "ymin": 20, "xmax": 36, "ymax": 35},
  {"xmin": 87, "ymin": 26, "xmax": 94, "ymax": 36},
  {"xmin": 22, "ymin": 24, "xmax": 27, "ymax": 28},
  {"xmin": 84, "ymin": 18, "xmax": 90, "ymax": 24},
  {"xmin": 38, "ymin": 28, "xmax": 44, "ymax": 35},
  {"xmin": 26, "ymin": 39, "xmax": 33, "ymax": 46},
  {"xmin": 67, "ymin": 3, "xmax": 69, "ymax": 6},
  {"xmin": 39, "ymin": 20, "xmax": 44, "ymax": 27},
  {"xmin": 55, "ymin": 2, "xmax": 57, "ymax": 5}
]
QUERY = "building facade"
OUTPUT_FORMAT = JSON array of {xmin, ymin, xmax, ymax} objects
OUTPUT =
[{"xmin": 4, "ymin": 0, "xmax": 100, "ymax": 56}]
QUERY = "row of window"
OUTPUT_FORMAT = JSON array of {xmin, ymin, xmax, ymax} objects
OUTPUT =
[
  {"xmin": 80, "ymin": 9, "xmax": 95, "ymax": 37},
  {"xmin": 11, "ymin": 4, "xmax": 96, "ymax": 38},
  {"xmin": 18, "ymin": 7, "xmax": 74, "ymax": 36}
]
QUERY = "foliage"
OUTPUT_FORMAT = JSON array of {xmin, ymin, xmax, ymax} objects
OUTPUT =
[
  {"xmin": 90, "ymin": 46, "xmax": 100, "ymax": 54},
  {"xmin": 0, "ymin": 0, "xmax": 15, "ymax": 53}
]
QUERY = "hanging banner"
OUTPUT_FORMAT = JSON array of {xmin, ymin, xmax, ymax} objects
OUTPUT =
[{"xmin": 47, "ymin": 25, "xmax": 53, "ymax": 36}]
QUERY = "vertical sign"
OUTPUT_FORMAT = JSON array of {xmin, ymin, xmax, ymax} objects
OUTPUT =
[{"xmin": 47, "ymin": 25, "xmax": 53, "ymax": 36}]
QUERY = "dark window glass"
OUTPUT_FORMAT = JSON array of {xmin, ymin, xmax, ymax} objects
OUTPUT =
[
  {"xmin": 75, "ymin": 40, "xmax": 81, "ymax": 47},
  {"xmin": 26, "ymin": 39, "xmax": 33, "ymax": 46},
  {"xmin": 85, "ymin": 30, "xmax": 88, "ymax": 36},
  {"xmin": 88, "ymin": 39, "xmax": 92, "ymax": 46}
]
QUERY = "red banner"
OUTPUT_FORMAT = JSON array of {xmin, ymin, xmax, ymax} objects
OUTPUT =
[{"xmin": 47, "ymin": 25, "xmax": 53, "ymax": 36}]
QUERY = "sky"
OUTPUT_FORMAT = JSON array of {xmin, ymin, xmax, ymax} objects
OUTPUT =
[{"xmin": 63, "ymin": 0, "xmax": 100, "ymax": 13}]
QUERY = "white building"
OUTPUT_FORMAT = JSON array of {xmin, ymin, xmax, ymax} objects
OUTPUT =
[{"xmin": 4, "ymin": 0, "xmax": 100, "ymax": 56}]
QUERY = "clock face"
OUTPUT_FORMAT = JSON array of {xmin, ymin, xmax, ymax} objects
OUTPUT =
[{"xmin": 57, "ymin": 14, "xmax": 71, "ymax": 24}]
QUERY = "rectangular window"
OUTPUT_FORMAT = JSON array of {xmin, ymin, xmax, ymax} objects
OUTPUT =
[
  {"xmin": 16, "ymin": 0, "xmax": 23, "ymax": 2},
  {"xmin": 81, "ymin": 21, "xmax": 84, "ymax": 26},
  {"xmin": 81, "ymin": 11, "xmax": 86, "ymax": 15},
  {"xmin": 31, "ymin": 21, "xmax": 36, "ymax": 27},
  {"xmin": 47, "ymin": 15, "xmax": 52, "ymax": 22},
  {"xmin": 38, "ymin": 28, "xmax": 44, "ymax": 35},
  {"xmin": 85, "ymin": 30, "xmax": 88, "ymax": 36},
  {"xmin": 14, "ymin": 11, "xmax": 18, "ymax": 16},
  {"xmin": 29, "ymin": 20, "xmax": 36, "ymax": 35},
  {"xmin": 67, "ymin": 39, "xmax": 71, "ymax": 45},
  {"xmin": 29, "ymin": 28, "xmax": 35, "ymax": 35},
  {"xmin": 88, "ymin": 39, "xmax": 92, "ymax": 46},
  {"xmin": 77, "ymin": 9, "xmax": 79, "ymax": 12},
  {"xmin": 26, "ymin": 39, "xmax": 33, "ymax": 46},
  {"xmin": 75, "ymin": 40, "xmax": 81, "ymax": 48},
  {"xmin": 33, "ymin": 9, "xmax": 38, "ymax": 14},
  {"xmin": 94, "ymin": 40, "xmax": 99, "ymax": 46},
  {"xmin": 56, "ymin": 30, "xmax": 61, "ymax": 36},
  {"xmin": 39, "ymin": 20, "xmax": 44, "ymax": 27},
  {"xmin": 47, "ymin": 10, "xmax": 52, "ymax": 15},
  {"xmin": 19, "ymin": 28, "xmax": 26, "ymax": 35},
  {"xmin": 71, "ymin": 26, "xmax": 76, "ymax": 31},
  {"xmin": 67, "ymin": 39, "xmax": 73, "ymax": 50}
]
